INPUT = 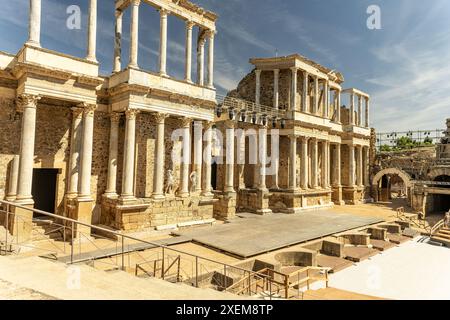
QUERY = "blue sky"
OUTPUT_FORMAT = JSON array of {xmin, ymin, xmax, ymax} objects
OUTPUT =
[{"xmin": 0, "ymin": 0, "xmax": 449, "ymax": 132}]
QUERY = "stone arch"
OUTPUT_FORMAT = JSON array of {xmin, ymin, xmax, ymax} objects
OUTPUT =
[
  {"xmin": 372, "ymin": 168, "xmax": 412, "ymax": 188},
  {"xmin": 427, "ymin": 167, "xmax": 450, "ymax": 181}
]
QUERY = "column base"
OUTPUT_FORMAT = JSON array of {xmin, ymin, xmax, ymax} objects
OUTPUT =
[
  {"xmin": 103, "ymin": 192, "xmax": 119, "ymax": 199},
  {"xmin": 213, "ymin": 192, "xmax": 237, "ymax": 220},
  {"xmin": 72, "ymin": 198, "xmax": 94, "ymax": 237},
  {"xmin": 152, "ymin": 194, "xmax": 165, "ymax": 201},
  {"xmin": 25, "ymin": 40, "xmax": 41, "ymax": 48}
]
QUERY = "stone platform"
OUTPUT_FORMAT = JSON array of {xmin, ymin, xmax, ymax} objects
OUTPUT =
[{"xmin": 173, "ymin": 211, "xmax": 383, "ymax": 258}]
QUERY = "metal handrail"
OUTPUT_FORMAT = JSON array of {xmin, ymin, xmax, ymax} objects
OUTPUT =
[
  {"xmin": 0, "ymin": 200, "xmax": 259, "ymax": 284},
  {"xmin": 216, "ymin": 94, "xmax": 287, "ymax": 119}
]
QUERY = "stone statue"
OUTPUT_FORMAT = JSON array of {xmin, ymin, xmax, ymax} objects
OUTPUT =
[
  {"xmin": 190, "ymin": 171, "xmax": 197, "ymax": 193},
  {"xmin": 165, "ymin": 169, "xmax": 175, "ymax": 195}
]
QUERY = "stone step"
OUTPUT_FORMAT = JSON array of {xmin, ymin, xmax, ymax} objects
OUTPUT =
[
  {"xmin": 438, "ymin": 229, "xmax": 450, "ymax": 236},
  {"xmin": 431, "ymin": 236, "xmax": 450, "ymax": 247},
  {"xmin": 435, "ymin": 232, "xmax": 450, "ymax": 240}
]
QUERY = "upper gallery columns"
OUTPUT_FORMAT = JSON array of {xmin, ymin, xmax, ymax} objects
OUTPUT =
[
  {"xmin": 115, "ymin": 0, "xmax": 215, "ymax": 87},
  {"xmin": 27, "ymin": 0, "xmax": 98, "ymax": 61},
  {"xmin": 343, "ymin": 88, "xmax": 371, "ymax": 128}
]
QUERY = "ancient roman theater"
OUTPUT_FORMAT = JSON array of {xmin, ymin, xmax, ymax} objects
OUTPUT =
[{"xmin": 0, "ymin": 0, "xmax": 449, "ymax": 301}]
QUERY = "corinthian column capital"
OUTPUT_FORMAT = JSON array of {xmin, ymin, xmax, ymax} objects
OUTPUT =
[
  {"xmin": 110, "ymin": 112, "xmax": 122, "ymax": 123},
  {"xmin": 78, "ymin": 103, "xmax": 97, "ymax": 117},
  {"xmin": 125, "ymin": 108, "xmax": 139, "ymax": 120},
  {"xmin": 16, "ymin": 94, "xmax": 41, "ymax": 112},
  {"xmin": 153, "ymin": 112, "xmax": 168, "ymax": 124}
]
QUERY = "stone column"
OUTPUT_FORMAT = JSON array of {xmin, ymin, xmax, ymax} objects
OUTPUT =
[
  {"xmin": 185, "ymin": 21, "xmax": 194, "ymax": 83},
  {"xmin": 152, "ymin": 113, "xmax": 167, "ymax": 200},
  {"xmin": 364, "ymin": 146, "xmax": 370, "ymax": 186},
  {"xmin": 113, "ymin": 9, "xmax": 123, "ymax": 73},
  {"xmin": 252, "ymin": 132, "xmax": 259, "ymax": 189},
  {"xmin": 365, "ymin": 97, "xmax": 370, "ymax": 128},
  {"xmin": 105, "ymin": 113, "xmax": 121, "ymax": 197},
  {"xmin": 273, "ymin": 69, "xmax": 280, "ymax": 109},
  {"xmin": 333, "ymin": 144, "xmax": 341, "ymax": 186},
  {"xmin": 358, "ymin": 95, "xmax": 362, "ymax": 126},
  {"xmin": 197, "ymin": 37, "xmax": 206, "ymax": 86},
  {"xmin": 321, "ymin": 141, "xmax": 327, "ymax": 188},
  {"xmin": 207, "ymin": 30, "xmax": 215, "ymax": 88},
  {"xmin": 290, "ymin": 68, "xmax": 298, "ymax": 111},
  {"xmin": 302, "ymin": 71, "xmax": 309, "ymax": 112},
  {"xmin": 300, "ymin": 137, "xmax": 309, "ymax": 189},
  {"xmin": 357, "ymin": 146, "xmax": 363, "ymax": 187},
  {"xmin": 336, "ymin": 89, "xmax": 341, "ymax": 123},
  {"xmin": 193, "ymin": 121, "xmax": 203, "ymax": 193},
  {"xmin": 255, "ymin": 69, "xmax": 262, "ymax": 105},
  {"xmin": 15, "ymin": 94, "xmax": 40, "ymax": 203},
  {"xmin": 6, "ymin": 155, "xmax": 20, "ymax": 201},
  {"xmin": 179, "ymin": 118, "xmax": 192, "ymax": 197},
  {"xmin": 311, "ymin": 138, "xmax": 319, "ymax": 189},
  {"xmin": 86, "ymin": 0, "xmax": 97, "ymax": 62},
  {"xmin": 128, "ymin": 0, "xmax": 140, "ymax": 68},
  {"xmin": 313, "ymin": 76, "xmax": 319, "ymax": 114},
  {"xmin": 121, "ymin": 109, "xmax": 138, "ymax": 200},
  {"xmin": 348, "ymin": 144, "xmax": 356, "ymax": 187},
  {"xmin": 323, "ymin": 81, "xmax": 329, "ymax": 118},
  {"xmin": 224, "ymin": 121, "xmax": 235, "ymax": 193},
  {"xmin": 79, "ymin": 104, "xmax": 96, "ymax": 199},
  {"xmin": 159, "ymin": 9, "xmax": 169, "ymax": 77},
  {"xmin": 67, "ymin": 107, "xmax": 84, "ymax": 197},
  {"xmin": 259, "ymin": 127, "xmax": 268, "ymax": 191},
  {"xmin": 27, "ymin": 0, "xmax": 41, "ymax": 47},
  {"xmin": 349, "ymin": 93, "xmax": 355, "ymax": 125},
  {"xmin": 202, "ymin": 121, "xmax": 214, "ymax": 196},
  {"xmin": 289, "ymin": 135, "xmax": 297, "ymax": 190}
]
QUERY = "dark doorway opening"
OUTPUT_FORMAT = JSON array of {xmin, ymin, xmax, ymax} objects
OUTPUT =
[
  {"xmin": 211, "ymin": 162, "xmax": 217, "ymax": 191},
  {"xmin": 32, "ymin": 168, "xmax": 58, "ymax": 215}
]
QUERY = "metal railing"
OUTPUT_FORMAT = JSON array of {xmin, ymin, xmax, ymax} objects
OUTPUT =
[
  {"xmin": 216, "ymin": 94, "xmax": 287, "ymax": 120},
  {"xmin": 0, "ymin": 200, "xmax": 270, "ymax": 297}
]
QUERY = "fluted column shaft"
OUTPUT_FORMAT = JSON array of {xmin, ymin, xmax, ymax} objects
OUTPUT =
[
  {"xmin": 289, "ymin": 135, "xmax": 297, "ymax": 190},
  {"xmin": 67, "ymin": 107, "xmax": 84, "ymax": 196},
  {"xmin": 300, "ymin": 137, "xmax": 309, "ymax": 189},
  {"xmin": 105, "ymin": 113, "xmax": 121, "ymax": 196},
  {"xmin": 193, "ymin": 121, "xmax": 203, "ymax": 193},
  {"xmin": 207, "ymin": 31, "xmax": 215, "ymax": 88},
  {"xmin": 128, "ymin": 0, "xmax": 140, "ymax": 68},
  {"xmin": 225, "ymin": 122, "xmax": 235, "ymax": 193},
  {"xmin": 113, "ymin": 10, "xmax": 123, "ymax": 72},
  {"xmin": 311, "ymin": 139, "xmax": 319, "ymax": 189},
  {"xmin": 185, "ymin": 21, "xmax": 194, "ymax": 82},
  {"xmin": 152, "ymin": 113, "xmax": 167, "ymax": 199},
  {"xmin": 333, "ymin": 143, "xmax": 342, "ymax": 186},
  {"xmin": 121, "ymin": 109, "xmax": 138, "ymax": 199},
  {"xmin": 16, "ymin": 94, "xmax": 40, "ymax": 202},
  {"xmin": 27, "ymin": 0, "xmax": 41, "ymax": 47},
  {"xmin": 79, "ymin": 104, "xmax": 96, "ymax": 199},
  {"xmin": 86, "ymin": 0, "xmax": 97, "ymax": 61},
  {"xmin": 179, "ymin": 118, "xmax": 192, "ymax": 196},
  {"xmin": 348, "ymin": 145, "xmax": 356, "ymax": 186},
  {"xmin": 290, "ymin": 68, "xmax": 298, "ymax": 111},
  {"xmin": 202, "ymin": 122, "xmax": 213, "ymax": 196},
  {"xmin": 302, "ymin": 71, "xmax": 309, "ymax": 112},
  {"xmin": 197, "ymin": 37, "xmax": 206, "ymax": 85},
  {"xmin": 159, "ymin": 9, "xmax": 168, "ymax": 76}
]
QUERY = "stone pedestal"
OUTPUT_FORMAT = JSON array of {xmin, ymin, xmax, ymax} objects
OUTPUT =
[
  {"xmin": 332, "ymin": 186, "xmax": 345, "ymax": 205},
  {"xmin": 11, "ymin": 202, "xmax": 34, "ymax": 243},
  {"xmin": 68, "ymin": 198, "xmax": 94, "ymax": 237},
  {"xmin": 213, "ymin": 192, "xmax": 236, "ymax": 221},
  {"xmin": 255, "ymin": 190, "xmax": 272, "ymax": 215}
]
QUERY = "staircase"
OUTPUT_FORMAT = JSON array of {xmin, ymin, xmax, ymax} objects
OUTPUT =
[
  {"xmin": 431, "ymin": 227, "xmax": 450, "ymax": 247},
  {"xmin": 31, "ymin": 218, "xmax": 64, "ymax": 243}
]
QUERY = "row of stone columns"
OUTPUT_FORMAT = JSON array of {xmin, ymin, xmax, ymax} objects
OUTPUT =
[
  {"xmin": 103, "ymin": 112, "xmax": 214, "ymax": 201},
  {"xmin": 114, "ymin": 0, "xmax": 215, "ymax": 87},
  {"xmin": 348, "ymin": 145, "xmax": 370, "ymax": 187},
  {"xmin": 255, "ymin": 69, "xmax": 342, "ymax": 122},
  {"xmin": 349, "ymin": 93, "xmax": 370, "ymax": 128},
  {"xmin": 27, "ymin": 0, "xmax": 97, "ymax": 62}
]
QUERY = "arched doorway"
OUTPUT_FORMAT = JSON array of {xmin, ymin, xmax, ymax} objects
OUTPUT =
[{"xmin": 372, "ymin": 168, "xmax": 412, "ymax": 207}]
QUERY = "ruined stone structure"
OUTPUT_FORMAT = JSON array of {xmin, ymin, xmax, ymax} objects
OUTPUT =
[
  {"xmin": 373, "ymin": 119, "xmax": 450, "ymax": 216},
  {"xmin": 0, "ymin": 0, "xmax": 375, "ymax": 240},
  {"xmin": 214, "ymin": 55, "xmax": 372, "ymax": 218}
]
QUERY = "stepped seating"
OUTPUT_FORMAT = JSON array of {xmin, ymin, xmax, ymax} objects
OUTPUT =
[{"xmin": 431, "ymin": 227, "xmax": 450, "ymax": 247}]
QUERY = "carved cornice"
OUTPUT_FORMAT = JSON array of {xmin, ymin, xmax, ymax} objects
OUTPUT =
[{"xmin": 16, "ymin": 94, "xmax": 41, "ymax": 112}]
